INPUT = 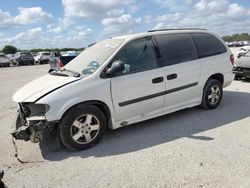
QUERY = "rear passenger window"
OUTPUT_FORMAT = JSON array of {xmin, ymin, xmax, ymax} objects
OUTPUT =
[
  {"xmin": 192, "ymin": 33, "xmax": 227, "ymax": 58},
  {"xmin": 155, "ymin": 34, "xmax": 198, "ymax": 66}
]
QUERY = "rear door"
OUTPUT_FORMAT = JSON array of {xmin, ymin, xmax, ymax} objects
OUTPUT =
[
  {"xmin": 110, "ymin": 37, "xmax": 166, "ymax": 122},
  {"xmin": 154, "ymin": 33, "xmax": 201, "ymax": 109}
]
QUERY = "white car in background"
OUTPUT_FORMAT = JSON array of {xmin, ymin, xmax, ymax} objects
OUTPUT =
[
  {"xmin": 34, "ymin": 52, "xmax": 51, "ymax": 64},
  {"xmin": 233, "ymin": 50, "xmax": 250, "ymax": 80},
  {"xmin": 61, "ymin": 51, "xmax": 79, "ymax": 56},
  {"xmin": 12, "ymin": 29, "xmax": 234, "ymax": 151},
  {"xmin": 0, "ymin": 53, "xmax": 11, "ymax": 67},
  {"xmin": 236, "ymin": 46, "xmax": 250, "ymax": 58}
]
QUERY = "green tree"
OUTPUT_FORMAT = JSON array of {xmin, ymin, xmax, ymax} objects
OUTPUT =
[
  {"xmin": 2, "ymin": 45, "xmax": 17, "ymax": 54},
  {"xmin": 222, "ymin": 33, "xmax": 250, "ymax": 42}
]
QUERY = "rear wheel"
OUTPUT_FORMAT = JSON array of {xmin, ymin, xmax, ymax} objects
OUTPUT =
[
  {"xmin": 59, "ymin": 105, "xmax": 106, "ymax": 150},
  {"xmin": 200, "ymin": 79, "xmax": 223, "ymax": 109}
]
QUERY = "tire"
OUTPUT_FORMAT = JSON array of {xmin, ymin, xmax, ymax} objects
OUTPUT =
[
  {"xmin": 200, "ymin": 79, "xmax": 223, "ymax": 110},
  {"xmin": 59, "ymin": 105, "xmax": 107, "ymax": 150},
  {"xmin": 234, "ymin": 75, "xmax": 242, "ymax": 80}
]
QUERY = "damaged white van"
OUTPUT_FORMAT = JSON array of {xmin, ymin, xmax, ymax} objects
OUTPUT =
[{"xmin": 12, "ymin": 29, "xmax": 234, "ymax": 150}]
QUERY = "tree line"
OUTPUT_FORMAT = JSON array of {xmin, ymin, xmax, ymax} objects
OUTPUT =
[
  {"xmin": 0, "ymin": 45, "xmax": 85, "ymax": 54},
  {"xmin": 222, "ymin": 33, "xmax": 250, "ymax": 42}
]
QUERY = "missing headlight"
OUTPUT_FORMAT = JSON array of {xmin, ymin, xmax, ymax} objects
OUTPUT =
[{"xmin": 19, "ymin": 103, "xmax": 50, "ymax": 118}]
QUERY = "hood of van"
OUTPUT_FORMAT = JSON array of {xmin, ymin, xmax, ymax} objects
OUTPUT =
[{"xmin": 13, "ymin": 74, "xmax": 81, "ymax": 102}]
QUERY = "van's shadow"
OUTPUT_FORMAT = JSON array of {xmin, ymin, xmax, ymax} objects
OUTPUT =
[{"xmin": 40, "ymin": 90, "xmax": 250, "ymax": 161}]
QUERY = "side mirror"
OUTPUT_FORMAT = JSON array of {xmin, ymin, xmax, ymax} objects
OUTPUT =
[{"xmin": 106, "ymin": 61, "xmax": 125, "ymax": 75}]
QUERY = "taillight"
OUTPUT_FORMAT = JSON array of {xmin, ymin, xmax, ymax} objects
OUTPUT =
[
  {"xmin": 56, "ymin": 59, "xmax": 64, "ymax": 68},
  {"xmin": 230, "ymin": 54, "xmax": 234, "ymax": 65}
]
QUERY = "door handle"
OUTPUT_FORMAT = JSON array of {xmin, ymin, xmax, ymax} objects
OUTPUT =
[
  {"xmin": 152, "ymin": 77, "xmax": 164, "ymax": 84},
  {"xmin": 167, "ymin": 73, "xmax": 177, "ymax": 80}
]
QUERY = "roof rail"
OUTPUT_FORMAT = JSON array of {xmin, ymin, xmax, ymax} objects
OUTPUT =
[{"xmin": 148, "ymin": 28, "xmax": 207, "ymax": 32}]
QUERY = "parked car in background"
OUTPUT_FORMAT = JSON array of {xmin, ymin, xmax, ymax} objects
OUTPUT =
[
  {"xmin": 49, "ymin": 51, "xmax": 77, "ymax": 69},
  {"xmin": 34, "ymin": 52, "xmax": 51, "ymax": 64},
  {"xmin": 0, "ymin": 53, "xmax": 11, "ymax": 67},
  {"xmin": 12, "ymin": 29, "xmax": 233, "ymax": 151},
  {"xmin": 61, "ymin": 51, "xmax": 79, "ymax": 56},
  {"xmin": 6, "ymin": 54, "xmax": 14, "ymax": 64},
  {"xmin": 13, "ymin": 52, "xmax": 34, "ymax": 66},
  {"xmin": 233, "ymin": 50, "xmax": 250, "ymax": 80},
  {"xmin": 236, "ymin": 46, "xmax": 250, "ymax": 58}
]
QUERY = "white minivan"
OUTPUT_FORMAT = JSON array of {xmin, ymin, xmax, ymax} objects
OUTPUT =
[{"xmin": 12, "ymin": 29, "xmax": 234, "ymax": 150}]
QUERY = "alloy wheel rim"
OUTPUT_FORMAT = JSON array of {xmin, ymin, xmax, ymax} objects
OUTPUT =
[
  {"xmin": 208, "ymin": 85, "xmax": 220, "ymax": 105},
  {"xmin": 70, "ymin": 114, "xmax": 100, "ymax": 144}
]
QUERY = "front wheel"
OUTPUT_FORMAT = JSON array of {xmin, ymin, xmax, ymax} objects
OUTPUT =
[
  {"xmin": 200, "ymin": 79, "xmax": 223, "ymax": 110},
  {"xmin": 59, "ymin": 105, "xmax": 106, "ymax": 150}
]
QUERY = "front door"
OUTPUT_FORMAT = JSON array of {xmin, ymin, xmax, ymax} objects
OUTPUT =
[{"xmin": 110, "ymin": 37, "xmax": 165, "ymax": 122}]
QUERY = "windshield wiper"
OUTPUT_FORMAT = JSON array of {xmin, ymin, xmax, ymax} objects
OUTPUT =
[
  {"xmin": 61, "ymin": 68, "xmax": 81, "ymax": 77},
  {"xmin": 49, "ymin": 69, "xmax": 69, "ymax": 77}
]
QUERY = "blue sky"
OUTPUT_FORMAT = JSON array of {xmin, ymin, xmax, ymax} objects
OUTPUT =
[{"xmin": 0, "ymin": 0, "xmax": 250, "ymax": 49}]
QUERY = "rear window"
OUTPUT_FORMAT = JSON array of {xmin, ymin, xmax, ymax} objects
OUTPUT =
[
  {"xmin": 42, "ymin": 53, "xmax": 51, "ymax": 56},
  {"xmin": 192, "ymin": 33, "xmax": 227, "ymax": 58},
  {"xmin": 21, "ymin": 53, "xmax": 32, "ymax": 57},
  {"xmin": 155, "ymin": 33, "xmax": 198, "ymax": 66}
]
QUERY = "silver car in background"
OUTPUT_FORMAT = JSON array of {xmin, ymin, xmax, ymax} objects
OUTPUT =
[
  {"xmin": 0, "ymin": 53, "xmax": 11, "ymax": 67},
  {"xmin": 34, "ymin": 52, "xmax": 51, "ymax": 64},
  {"xmin": 233, "ymin": 50, "xmax": 250, "ymax": 80}
]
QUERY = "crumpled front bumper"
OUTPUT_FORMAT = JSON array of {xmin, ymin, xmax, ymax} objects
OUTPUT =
[{"xmin": 11, "ymin": 103, "xmax": 55, "ymax": 143}]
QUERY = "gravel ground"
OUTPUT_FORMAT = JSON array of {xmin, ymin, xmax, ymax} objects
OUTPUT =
[{"xmin": 0, "ymin": 64, "xmax": 250, "ymax": 188}]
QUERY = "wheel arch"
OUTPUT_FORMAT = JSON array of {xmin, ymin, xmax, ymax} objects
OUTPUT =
[
  {"xmin": 61, "ymin": 100, "xmax": 113, "ymax": 129},
  {"xmin": 207, "ymin": 73, "xmax": 224, "ymax": 84}
]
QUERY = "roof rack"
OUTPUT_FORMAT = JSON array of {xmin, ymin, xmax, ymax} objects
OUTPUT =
[{"xmin": 148, "ymin": 28, "xmax": 207, "ymax": 32}]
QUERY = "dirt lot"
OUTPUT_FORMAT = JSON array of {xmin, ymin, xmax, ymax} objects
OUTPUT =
[{"xmin": 0, "ymin": 64, "xmax": 250, "ymax": 188}]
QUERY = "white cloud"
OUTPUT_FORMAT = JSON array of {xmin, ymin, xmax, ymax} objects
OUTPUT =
[
  {"xmin": 155, "ymin": 0, "xmax": 193, "ymax": 11},
  {"xmin": 47, "ymin": 17, "xmax": 73, "ymax": 33},
  {"xmin": 62, "ymin": 0, "xmax": 136, "ymax": 18},
  {"xmin": 14, "ymin": 7, "xmax": 52, "ymax": 24},
  {"xmin": 0, "ymin": 27, "xmax": 43, "ymax": 48},
  {"xmin": 152, "ymin": 0, "xmax": 250, "ymax": 35},
  {"xmin": 0, "ymin": 9, "xmax": 18, "ymax": 29},
  {"xmin": 0, "ymin": 7, "xmax": 52, "ymax": 29},
  {"xmin": 102, "ymin": 14, "xmax": 141, "ymax": 35},
  {"xmin": 194, "ymin": 0, "xmax": 228, "ymax": 13}
]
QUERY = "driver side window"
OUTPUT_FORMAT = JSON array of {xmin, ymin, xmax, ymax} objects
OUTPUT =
[{"xmin": 112, "ymin": 37, "xmax": 159, "ymax": 76}]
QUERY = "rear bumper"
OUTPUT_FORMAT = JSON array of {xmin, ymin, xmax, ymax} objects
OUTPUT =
[
  {"xmin": 223, "ymin": 71, "xmax": 234, "ymax": 88},
  {"xmin": 18, "ymin": 60, "xmax": 34, "ymax": 64}
]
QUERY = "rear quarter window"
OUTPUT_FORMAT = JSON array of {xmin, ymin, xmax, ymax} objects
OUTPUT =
[
  {"xmin": 192, "ymin": 33, "xmax": 227, "ymax": 58},
  {"xmin": 154, "ymin": 33, "xmax": 198, "ymax": 66}
]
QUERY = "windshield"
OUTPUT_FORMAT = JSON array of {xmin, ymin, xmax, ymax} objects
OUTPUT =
[
  {"xmin": 21, "ymin": 53, "xmax": 32, "ymax": 57},
  {"xmin": 65, "ymin": 39, "xmax": 124, "ymax": 76}
]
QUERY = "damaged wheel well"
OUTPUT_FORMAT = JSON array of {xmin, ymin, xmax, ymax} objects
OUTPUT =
[{"xmin": 61, "ymin": 101, "xmax": 112, "ymax": 129}]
